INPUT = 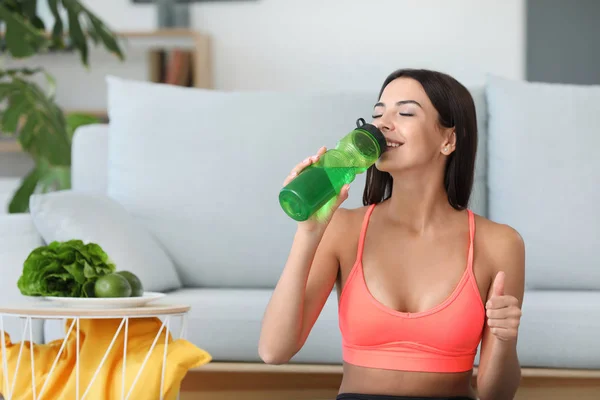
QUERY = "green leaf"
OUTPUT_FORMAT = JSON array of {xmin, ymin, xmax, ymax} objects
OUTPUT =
[
  {"xmin": 82, "ymin": 281, "xmax": 95, "ymax": 297},
  {"xmin": 0, "ymin": 4, "xmax": 49, "ymax": 58},
  {"xmin": 63, "ymin": 262, "xmax": 86, "ymax": 284},
  {"xmin": 0, "ymin": 77, "xmax": 70, "ymax": 168},
  {"xmin": 43, "ymin": 70, "xmax": 57, "ymax": 99},
  {"xmin": 0, "ymin": 68, "xmax": 55, "ymax": 101},
  {"xmin": 18, "ymin": 113, "xmax": 41, "ymax": 151},
  {"xmin": 17, "ymin": 250, "xmax": 68, "ymax": 297},
  {"xmin": 83, "ymin": 262, "xmax": 96, "ymax": 279},
  {"xmin": 26, "ymin": 80, "xmax": 68, "ymax": 130},
  {"xmin": 87, "ymin": 14, "xmax": 124, "ymax": 61},
  {"xmin": 87, "ymin": 23, "xmax": 100, "ymax": 45},
  {"xmin": 65, "ymin": 113, "xmax": 100, "ymax": 140},
  {"xmin": 2, "ymin": 0, "xmax": 22, "ymax": 14},
  {"xmin": 39, "ymin": 164, "xmax": 71, "ymax": 193},
  {"xmin": 8, "ymin": 167, "xmax": 40, "ymax": 213},
  {"xmin": 62, "ymin": 1, "xmax": 88, "ymax": 67},
  {"xmin": 37, "ymin": 126, "xmax": 71, "ymax": 166},
  {"xmin": 21, "ymin": 0, "xmax": 38, "ymax": 19},
  {"xmin": 48, "ymin": 0, "xmax": 65, "ymax": 48},
  {"xmin": 0, "ymin": 67, "xmax": 45, "ymax": 78},
  {"xmin": 1, "ymin": 94, "xmax": 27, "ymax": 133},
  {"xmin": 0, "ymin": 67, "xmax": 56, "ymax": 106},
  {"xmin": 31, "ymin": 16, "xmax": 46, "ymax": 31},
  {"xmin": 0, "ymin": 84, "xmax": 18, "ymax": 102},
  {"xmin": 11, "ymin": 79, "xmax": 71, "ymax": 163},
  {"xmin": 3, "ymin": 22, "xmax": 37, "ymax": 58}
]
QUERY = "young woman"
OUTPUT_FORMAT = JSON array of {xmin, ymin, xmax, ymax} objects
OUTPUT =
[{"xmin": 259, "ymin": 69, "xmax": 525, "ymax": 400}]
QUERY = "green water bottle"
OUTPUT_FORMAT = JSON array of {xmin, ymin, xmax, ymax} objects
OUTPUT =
[{"xmin": 279, "ymin": 118, "xmax": 387, "ymax": 221}]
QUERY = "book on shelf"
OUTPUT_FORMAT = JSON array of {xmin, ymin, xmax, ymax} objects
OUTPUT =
[{"xmin": 149, "ymin": 49, "xmax": 194, "ymax": 87}]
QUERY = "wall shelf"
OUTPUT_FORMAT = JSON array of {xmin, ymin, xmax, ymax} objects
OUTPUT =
[
  {"xmin": 127, "ymin": 29, "xmax": 212, "ymax": 89},
  {"xmin": 104, "ymin": 29, "xmax": 213, "ymax": 89},
  {"xmin": 66, "ymin": 109, "xmax": 109, "ymax": 119}
]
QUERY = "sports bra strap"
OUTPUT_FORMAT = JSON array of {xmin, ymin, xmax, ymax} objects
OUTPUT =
[
  {"xmin": 467, "ymin": 209, "xmax": 475, "ymax": 272},
  {"xmin": 356, "ymin": 204, "xmax": 377, "ymax": 261},
  {"xmin": 468, "ymin": 210, "xmax": 475, "ymax": 242}
]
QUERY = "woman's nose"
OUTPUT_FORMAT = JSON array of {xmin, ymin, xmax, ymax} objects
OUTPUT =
[{"xmin": 375, "ymin": 115, "xmax": 394, "ymax": 133}]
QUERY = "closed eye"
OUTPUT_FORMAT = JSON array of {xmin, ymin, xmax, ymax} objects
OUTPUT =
[{"xmin": 372, "ymin": 113, "xmax": 413, "ymax": 118}]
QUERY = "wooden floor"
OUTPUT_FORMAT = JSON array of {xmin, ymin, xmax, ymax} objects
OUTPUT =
[{"xmin": 178, "ymin": 362, "xmax": 600, "ymax": 400}]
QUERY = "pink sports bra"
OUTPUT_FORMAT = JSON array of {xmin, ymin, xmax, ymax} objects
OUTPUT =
[{"xmin": 338, "ymin": 204, "xmax": 485, "ymax": 373}]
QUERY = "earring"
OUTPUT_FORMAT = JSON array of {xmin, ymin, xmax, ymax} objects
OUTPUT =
[{"xmin": 443, "ymin": 146, "xmax": 449, "ymax": 153}]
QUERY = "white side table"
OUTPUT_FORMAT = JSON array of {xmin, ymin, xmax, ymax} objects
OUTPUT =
[{"xmin": 0, "ymin": 302, "xmax": 190, "ymax": 400}]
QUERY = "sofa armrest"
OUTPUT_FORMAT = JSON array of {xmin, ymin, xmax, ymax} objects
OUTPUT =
[
  {"xmin": 0, "ymin": 213, "xmax": 45, "ymax": 343},
  {"xmin": 72, "ymin": 123, "xmax": 109, "ymax": 195},
  {"xmin": 0, "ymin": 213, "xmax": 43, "ymax": 296}
]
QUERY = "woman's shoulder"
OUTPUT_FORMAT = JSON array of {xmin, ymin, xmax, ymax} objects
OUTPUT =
[
  {"xmin": 472, "ymin": 212, "xmax": 525, "ymax": 272},
  {"xmin": 330, "ymin": 205, "xmax": 372, "ymax": 231},
  {"xmin": 325, "ymin": 206, "xmax": 373, "ymax": 259},
  {"xmin": 472, "ymin": 213, "xmax": 524, "ymax": 245}
]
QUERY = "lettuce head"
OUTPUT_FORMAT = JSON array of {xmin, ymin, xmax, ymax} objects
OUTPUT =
[{"xmin": 17, "ymin": 240, "xmax": 116, "ymax": 297}]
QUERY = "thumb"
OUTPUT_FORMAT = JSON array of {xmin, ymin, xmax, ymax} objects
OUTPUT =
[{"xmin": 492, "ymin": 271, "xmax": 505, "ymax": 297}]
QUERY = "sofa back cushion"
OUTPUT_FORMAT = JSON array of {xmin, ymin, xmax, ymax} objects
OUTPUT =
[{"xmin": 486, "ymin": 76, "xmax": 600, "ymax": 290}]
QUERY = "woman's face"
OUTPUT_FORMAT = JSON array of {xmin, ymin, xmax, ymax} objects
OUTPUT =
[{"xmin": 373, "ymin": 77, "xmax": 454, "ymax": 173}]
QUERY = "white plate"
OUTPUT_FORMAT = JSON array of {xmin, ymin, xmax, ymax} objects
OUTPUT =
[{"xmin": 43, "ymin": 292, "xmax": 166, "ymax": 309}]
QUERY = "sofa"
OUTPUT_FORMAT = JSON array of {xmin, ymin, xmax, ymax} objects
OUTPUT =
[{"xmin": 0, "ymin": 74, "xmax": 598, "ymax": 370}]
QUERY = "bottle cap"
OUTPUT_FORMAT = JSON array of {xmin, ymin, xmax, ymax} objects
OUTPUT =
[{"xmin": 356, "ymin": 118, "xmax": 387, "ymax": 156}]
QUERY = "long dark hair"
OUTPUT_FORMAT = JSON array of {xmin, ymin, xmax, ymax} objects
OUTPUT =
[{"xmin": 362, "ymin": 69, "xmax": 478, "ymax": 210}]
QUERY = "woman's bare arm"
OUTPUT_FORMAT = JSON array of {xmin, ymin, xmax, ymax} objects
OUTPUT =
[
  {"xmin": 477, "ymin": 224, "xmax": 525, "ymax": 400},
  {"xmin": 259, "ymin": 146, "xmax": 350, "ymax": 364},
  {"xmin": 258, "ymin": 209, "xmax": 348, "ymax": 364}
]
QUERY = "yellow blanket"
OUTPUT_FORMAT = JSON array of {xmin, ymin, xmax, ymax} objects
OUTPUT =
[{"xmin": 0, "ymin": 318, "xmax": 211, "ymax": 400}]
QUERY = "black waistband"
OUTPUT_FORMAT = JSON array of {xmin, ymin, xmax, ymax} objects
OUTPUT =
[{"xmin": 336, "ymin": 394, "xmax": 475, "ymax": 400}]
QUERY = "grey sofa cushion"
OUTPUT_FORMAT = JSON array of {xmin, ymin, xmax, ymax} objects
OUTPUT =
[
  {"xmin": 486, "ymin": 75, "xmax": 600, "ymax": 290},
  {"xmin": 515, "ymin": 290, "xmax": 600, "ymax": 369},
  {"xmin": 469, "ymin": 87, "xmax": 489, "ymax": 218},
  {"xmin": 159, "ymin": 288, "xmax": 342, "ymax": 364}
]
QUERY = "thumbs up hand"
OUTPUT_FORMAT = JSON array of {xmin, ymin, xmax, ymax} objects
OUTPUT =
[{"xmin": 486, "ymin": 271, "xmax": 522, "ymax": 342}]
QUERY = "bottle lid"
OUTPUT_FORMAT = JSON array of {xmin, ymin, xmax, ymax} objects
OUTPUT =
[{"xmin": 356, "ymin": 118, "xmax": 387, "ymax": 155}]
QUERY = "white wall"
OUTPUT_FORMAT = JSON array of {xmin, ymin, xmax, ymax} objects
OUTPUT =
[
  {"xmin": 192, "ymin": 0, "xmax": 526, "ymax": 91},
  {"xmin": 11, "ymin": 0, "xmax": 525, "ymax": 109}
]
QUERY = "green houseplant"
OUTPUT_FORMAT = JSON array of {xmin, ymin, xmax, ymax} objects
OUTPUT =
[{"xmin": 0, "ymin": 0, "xmax": 124, "ymax": 213}]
